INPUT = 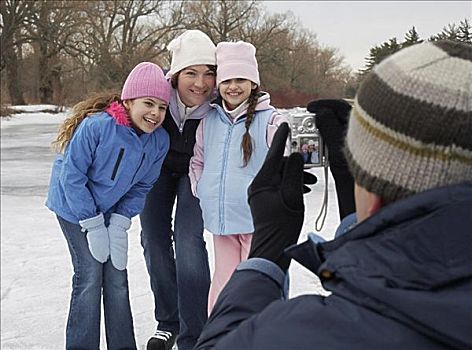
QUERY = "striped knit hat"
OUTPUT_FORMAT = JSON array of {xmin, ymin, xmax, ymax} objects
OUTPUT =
[{"xmin": 345, "ymin": 40, "xmax": 472, "ymax": 203}]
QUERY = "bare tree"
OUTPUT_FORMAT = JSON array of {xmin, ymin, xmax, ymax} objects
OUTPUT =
[
  {"xmin": 0, "ymin": 0, "xmax": 32, "ymax": 104},
  {"xmin": 183, "ymin": 0, "xmax": 260, "ymax": 42},
  {"xmin": 23, "ymin": 1, "xmax": 90, "ymax": 103},
  {"xmin": 2, "ymin": 0, "xmax": 352, "ymax": 107},
  {"xmin": 81, "ymin": 0, "xmax": 187, "ymax": 91}
]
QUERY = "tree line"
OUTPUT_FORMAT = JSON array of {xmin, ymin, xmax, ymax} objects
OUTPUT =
[
  {"xmin": 1, "ymin": 0, "xmax": 353, "ymax": 108},
  {"xmin": 344, "ymin": 19, "xmax": 472, "ymax": 96},
  {"xmin": 1, "ymin": 1, "xmax": 470, "ymax": 108}
]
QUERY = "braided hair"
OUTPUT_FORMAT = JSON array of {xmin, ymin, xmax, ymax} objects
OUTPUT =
[{"xmin": 241, "ymin": 87, "xmax": 262, "ymax": 167}]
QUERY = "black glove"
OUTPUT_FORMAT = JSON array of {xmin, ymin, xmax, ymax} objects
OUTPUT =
[
  {"xmin": 307, "ymin": 99, "xmax": 356, "ymax": 219},
  {"xmin": 248, "ymin": 123, "xmax": 315, "ymax": 271}
]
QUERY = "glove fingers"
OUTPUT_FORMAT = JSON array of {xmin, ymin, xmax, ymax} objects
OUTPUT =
[
  {"xmin": 250, "ymin": 123, "xmax": 289, "ymax": 191},
  {"xmin": 281, "ymin": 152, "xmax": 304, "ymax": 210},
  {"xmin": 303, "ymin": 172, "xmax": 317, "ymax": 185}
]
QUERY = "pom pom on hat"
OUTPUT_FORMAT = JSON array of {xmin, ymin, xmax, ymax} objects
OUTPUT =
[
  {"xmin": 216, "ymin": 41, "xmax": 260, "ymax": 86},
  {"xmin": 344, "ymin": 40, "xmax": 472, "ymax": 203},
  {"xmin": 167, "ymin": 30, "xmax": 216, "ymax": 77},
  {"xmin": 121, "ymin": 62, "xmax": 171, "ymax": 104}
]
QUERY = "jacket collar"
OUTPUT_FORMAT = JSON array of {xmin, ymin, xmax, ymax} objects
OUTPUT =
[
  {"xmin": 105, "ymin": 101, "xmax": 131, "ymax": 127},
  {"xmin": 210, "ymin": 91, "xmax": 275, "ymax": 122},
  {"xmin": 287, "ymin": 183, "xmax": 472, "ymax": 287},
  {"xmin": 168, "ymin": 88, "xmax": 214, "ymax": 126}
]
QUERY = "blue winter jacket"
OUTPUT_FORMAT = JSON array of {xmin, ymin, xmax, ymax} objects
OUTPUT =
[
  {"xmin": 196, "ymin": 183, "xmax": 472, "ymax": 350},
  {"xmin": 197, "ymin": 105, "xmax": 272, "ymax": 235},
  {"xmin": 46, "ymin": 110, "xmax": 169, "ymax": 223}
]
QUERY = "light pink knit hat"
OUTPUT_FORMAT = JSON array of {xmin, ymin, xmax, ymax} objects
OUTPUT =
[
  {"xmin": 216, "ymin": 41, "xmax": 260, "ymax": 86},
  {"xmin": 121, "ymin": 62, "xmax": 171, "ymax": 104}
]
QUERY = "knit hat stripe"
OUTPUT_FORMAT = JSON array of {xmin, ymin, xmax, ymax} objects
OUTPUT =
[
  {"xmin": 357, "ymin": 71, "xmax": 472, "ymax": 149},
  {"xmin": 375, "ymin": 53, "xmax": 472, "ymax": 112},
  {"xmin": 346, "ymin": 108, "xmax": 472, "ymax": 196},
  {"xmin": 351, "ymin": 104, "xmax": 472, "ymax": 165},
  {"xmin": 382, "ymin": 42, "xmax": 447, "ymax": 70},
  {"xmin": 433, "ymin": 40, "xmax": 472, "ymax": 61},
  {"xmin": 344, "ymin": 147, "xmax": 415, "ymax": 203}
]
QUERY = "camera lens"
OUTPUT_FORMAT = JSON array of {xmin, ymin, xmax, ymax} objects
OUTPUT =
[{"xmin": 302, "ymin": 116, "xmax": 317, "ymax": 133}]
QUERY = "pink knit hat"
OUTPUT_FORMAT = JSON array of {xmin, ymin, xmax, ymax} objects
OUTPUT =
[
  {"xmin": 216, "ymin": 41, "xmax": 260, "ymax": 86},
  {"xmin": 121, "ymin": 62, "xmax": 171, "ymax": 104}
]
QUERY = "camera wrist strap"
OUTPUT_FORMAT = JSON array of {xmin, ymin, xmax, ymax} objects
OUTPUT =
[{"xmin": 315, "ymin": 157, "xmax": 329, "ymax": 231}]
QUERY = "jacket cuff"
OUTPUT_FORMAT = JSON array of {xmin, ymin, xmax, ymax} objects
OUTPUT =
[
  {"xmin": 237, "ymin": 258, "xmax": 286, "ymax": 290},
  {"xmin": 78, "ymin": 212, "xmax": 104, "ymax": 230}
]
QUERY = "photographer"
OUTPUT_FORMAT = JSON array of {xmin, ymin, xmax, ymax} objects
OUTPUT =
[{"xmin": 195, "ymin": 40, "xmax": 472, "ymax": 350}]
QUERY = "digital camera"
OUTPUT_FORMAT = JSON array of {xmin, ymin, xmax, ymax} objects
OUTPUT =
[{"xmin": 287, "ymin": 111, "xmax": 326, "ymax": 168}]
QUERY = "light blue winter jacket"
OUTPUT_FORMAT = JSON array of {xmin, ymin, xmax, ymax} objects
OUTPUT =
[
  {"xmin": 196, "ymin": 104, "xmax": 273, "ymax": 235},
  {"xmin": 46, "ymin": 107, "xmax": 169, "ymax": 223}
]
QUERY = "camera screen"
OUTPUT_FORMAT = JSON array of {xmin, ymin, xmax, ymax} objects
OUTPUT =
[{"xmin": 298, "ymin": 137, "xmax": 322, "ymax": 167}]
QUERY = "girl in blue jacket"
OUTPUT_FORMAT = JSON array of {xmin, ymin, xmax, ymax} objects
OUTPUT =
[
  {"xmin": 189, "ymin": 42, "xmax": 289, "ymax": 314},
  {"xmin": 46, "ymin": 62, "xmax": 170, "ymax": 350}
]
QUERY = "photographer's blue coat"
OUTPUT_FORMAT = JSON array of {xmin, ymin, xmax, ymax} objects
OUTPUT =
[{"xmin": 196, "ymin": 183, "xmax": 472, "ymax": 350}]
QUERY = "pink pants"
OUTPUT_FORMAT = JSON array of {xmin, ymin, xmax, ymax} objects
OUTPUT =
[{"xmin": 207, "ymin": 234, "xmax": 253, "ymax": 315}]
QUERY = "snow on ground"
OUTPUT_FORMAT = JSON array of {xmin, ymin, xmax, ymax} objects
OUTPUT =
[{"xmin": 1, "ymin": 108, "xmax": 341, "ymax": 349}]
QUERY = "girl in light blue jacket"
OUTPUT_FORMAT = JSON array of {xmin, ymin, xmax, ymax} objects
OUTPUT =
[
  {"xmin": 46, "ymin": 62, "xmax": 170, "ymax": 350},
  {"xmin": 189, "ymin": 42, "xmax": 289, "ymax": 314}
]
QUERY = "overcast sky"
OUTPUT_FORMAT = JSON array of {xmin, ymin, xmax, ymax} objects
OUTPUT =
[{"xmin": 263, "ymin": 1, "xmax": 472, "ymax": 71}]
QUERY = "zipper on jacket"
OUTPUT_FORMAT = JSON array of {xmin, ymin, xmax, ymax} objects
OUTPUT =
[
  {"xmin": 219, "ymin": 125, "xmax": 233, "ymax": 234},
  {"xmin": 131, "ymin": 153, "xmax": 146, "ymax": 184},
  {"xmin": 179, "ymin": 117, "xmax": 186, "ymax": 133},
  {"xmin": 111, "ymin": 148, "xmax": 125, "ymax": 180}
]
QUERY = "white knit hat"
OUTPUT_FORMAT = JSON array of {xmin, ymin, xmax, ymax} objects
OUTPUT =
[{"xmin": 166, "ymin": 30, "xmax": 216, "ymax": 77}]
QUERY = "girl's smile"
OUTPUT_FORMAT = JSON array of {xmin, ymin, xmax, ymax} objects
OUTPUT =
[
  {"xmin": 125, "ymin": 97, "xmax": 167, "ymax": 134},
  {"xmin": 219, "ymin": 78, "xmax": 256, "ymax": 111}
]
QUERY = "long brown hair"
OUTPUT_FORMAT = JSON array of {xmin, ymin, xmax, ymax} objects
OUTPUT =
[
  {"xmin": 52, "ymin": 93, "xmax": 121, "ymax": 153},
  {"xmin": 241, "ymin": 87, "xmax": 262, "ymax": 167}
]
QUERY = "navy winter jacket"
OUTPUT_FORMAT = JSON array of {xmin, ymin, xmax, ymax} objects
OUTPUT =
[
  {"xmin": 46, "ymin": 110, "xmax": 169, "ymax": 223},
  {"xmin": 196, "ymin": 183, "xmax": 472, "ymax": 350}
]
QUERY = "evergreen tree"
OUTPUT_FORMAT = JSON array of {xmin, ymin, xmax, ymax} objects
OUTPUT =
[
  {"xmin": 359, "ymin": 19, "xmax": 470, "ymax": 79},
  {"xmin": 429, "ymin": 23, "xmax": 460, "ymax": 41},
  {"xmin": 458, "ymin": 18, "xmax": 472, "ymax": 43},
  {"xmin": 361, "ymin": 37, "xmax": 401, "ymax": 75},
  {"xmin": 402, "ymin": 26, "xmax": 422, "ymax": 48}
]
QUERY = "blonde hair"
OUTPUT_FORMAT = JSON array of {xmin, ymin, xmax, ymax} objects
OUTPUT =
[
  {"xmin": 52, "ymin": 93, "xmax": 121, "ymax": 153},
  {"xmin": 241, "ymin": 87, "xmax": 262, "ymax": 167}
]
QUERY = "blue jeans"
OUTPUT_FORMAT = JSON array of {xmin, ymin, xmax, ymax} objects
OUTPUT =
[
  {"xmin": 58, "ymin": 216, "xmax": 136, "ymax": 350},
  {"xmin": 140, "ymin": 170, "xmax": 210, "ymax": 350}
]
